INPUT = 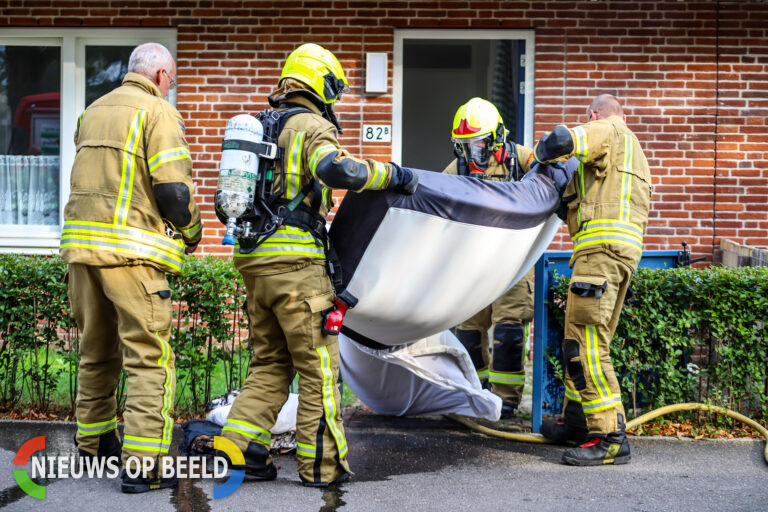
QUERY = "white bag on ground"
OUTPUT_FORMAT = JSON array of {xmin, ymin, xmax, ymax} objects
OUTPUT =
[
  {"xmin": 340, "ymin": 330, "xmax": 502, "ymax": 421},
  {"xmin": 207, "ymin": 393, "xmax": 299, "ymax": 435}
]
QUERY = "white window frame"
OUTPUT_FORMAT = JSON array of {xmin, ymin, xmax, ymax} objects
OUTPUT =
[
  {"xmin": 0, "ymin": 28, "xmax": 176, "ymax": 254},
  {"xmin": 392, "ymin": 29, "xmax": 535, "ymax": 163}
]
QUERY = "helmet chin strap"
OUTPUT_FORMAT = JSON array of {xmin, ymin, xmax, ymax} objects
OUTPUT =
[{"xmin": 322, "ymin": 103, "xmax": 343, "ymax": 134}]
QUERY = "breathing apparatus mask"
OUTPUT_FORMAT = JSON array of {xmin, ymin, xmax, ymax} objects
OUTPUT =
[{"xmin": 454, "ymin": 134, "xmax": 497, "ymax": 176}]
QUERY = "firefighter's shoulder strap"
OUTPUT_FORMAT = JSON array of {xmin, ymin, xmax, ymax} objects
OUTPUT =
[
  {"xmin": 502, "ymin": 137, "xmax": 523, "ymax": 182},
  {"xmin": 264, "ymin": 103, "xmax": 315, "ymax": 135},
  {"xmin": 264, "ymin": 103, "xmax": 324, "ymax": 226},
  {"xmin": 456, "ymin": 154, "xmax": 470, "ymax": 176},
  {"xmin": 254, "ymin": 103, "xmax": 317, "ymax": 219},
  {"xmin": 266, "ymin": 105, "xmax": 344, "ymax": 291}
]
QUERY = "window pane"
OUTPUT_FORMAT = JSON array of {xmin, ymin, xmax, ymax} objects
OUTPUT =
[
  {"xmin": 0, "ymin": 45, "xmax": 61, "ymax": 226},
  {"xmin": 85, "ymin": 46, "xmax": 132, "ymax": 107},
  {"xmin": 402, "ymin": 39, "xmax": 521, "ymax": 171}
]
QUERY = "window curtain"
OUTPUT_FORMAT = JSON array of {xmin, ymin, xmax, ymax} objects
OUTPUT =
[{"xmin": 0, "ymin": 155, "xmax": 59, "ymax": 225}]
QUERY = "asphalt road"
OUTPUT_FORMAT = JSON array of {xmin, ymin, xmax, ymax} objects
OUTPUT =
[{"xmin": 1, "ymin": 413, "xmax": 766, "ymax": 512}]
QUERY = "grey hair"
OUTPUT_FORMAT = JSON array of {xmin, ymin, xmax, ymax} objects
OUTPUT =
[{"xmin": 128, "ymin": 43, "xmax": 174, "ymax": 79}]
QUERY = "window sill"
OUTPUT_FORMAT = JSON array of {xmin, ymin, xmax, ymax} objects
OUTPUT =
[{"xmin": 0, "ymin": 226, "xmax": 61, "ymax": 254}]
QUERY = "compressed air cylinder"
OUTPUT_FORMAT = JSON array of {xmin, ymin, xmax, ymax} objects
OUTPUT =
[{"xmin": 215, "ymin": 114, "xmax": 263, "ymax": 245}]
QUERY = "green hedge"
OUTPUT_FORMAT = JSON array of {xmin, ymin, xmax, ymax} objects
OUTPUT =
[
  {"xmin": 0, "ymin": 255, "xmax": 75, "ymax": 412},
  {"xmin": 2, "ymin": 255, "xmax": 766, "ymax": 423},
  {"xmin": 0, "ymin": 254, "xmax": 251, "ymax": 416},
  {"xmin": 168, "ymin": 256, "xmax": 251, "ymax": 414},
  {"xmin": 549, "ymin": 266, "xmax": 768, "ymax": 421}
]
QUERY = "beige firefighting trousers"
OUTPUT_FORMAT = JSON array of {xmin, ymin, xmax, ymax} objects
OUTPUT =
[
  {"xmin": 221, "ymin": 261, "xmax": 351, "ymax": 485},
  {"xmin": 562, "ymin": 250, "xmax": 632, "ymax": 434},
  {"xmin": 457, "ymin": 267, "xmax": 535, "ymax": 405},
  {"xmin": 68, "ymin": 263, "xmax": 175, "ymax": 469}
]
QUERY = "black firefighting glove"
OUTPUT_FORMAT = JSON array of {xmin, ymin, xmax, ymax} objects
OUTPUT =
[
  {"xmin": 527, "ymin": 157, "xmax": 577, "ymax": 220},
  {"xmin": 528, "ymin": 157, "xmax": 576, "ymax": 196},
  {"xmin": 533, "ymin": 125, "xmax": 574, "ymax": 163},
  {"xmin": 548, "ymin": 158, "xmax": 577, "ymax": 196},
  {"xmin": 387, "ymin": 162, "xmax": 419, "ymax": 195}
]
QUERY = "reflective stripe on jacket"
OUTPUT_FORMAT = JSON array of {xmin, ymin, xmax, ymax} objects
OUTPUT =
[{"xmin": 60, "ymin": 72, "xmax": 201, "ymax": 274}]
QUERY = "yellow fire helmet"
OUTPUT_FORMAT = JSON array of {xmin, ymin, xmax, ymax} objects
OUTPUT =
[
  {"xmin": 280, "ymin": 43, "xmax": 350, "ymax": 104},
  {"xmin": 451, "ymin": 98, "xmax": 506, "ymax": 170},
  {"xmin": 451, "ymin": 97, "xmax": 505, "ymax": 142}
]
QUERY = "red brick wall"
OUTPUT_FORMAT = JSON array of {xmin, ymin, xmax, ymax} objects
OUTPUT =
[
  {"xmin": 4, "ymin": 0, "xmax": 767, "ymax": 263},
  {"xmin": 534, "ymin": 0, "xmax": 768, "ymax": 259}
]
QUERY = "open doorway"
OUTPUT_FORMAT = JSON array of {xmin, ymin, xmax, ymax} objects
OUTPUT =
[{"xmin": 393, "ymin": 30, "xmax": 534, "ymax": 172}]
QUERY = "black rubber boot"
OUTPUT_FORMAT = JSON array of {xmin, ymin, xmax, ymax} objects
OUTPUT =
[
  {"xmin": 301, "ymin": 472, "xmax": 351, "ymax": 488},
  {"xmin": 76, "ymin": 430, "xmax": 122, "ymax": 462},
  {"xmin": 540, "ymin": 419, "xmax": 589, "ymax": 445},
  {"xmin": 561, "ymin": 415, "xmax": 631, "ymax": 466},
  {"xmin": 500, "ymin": 401, "xmax": 519, "ymax": 419},
  {"xmin": 223, "ymin": 442, "xmax": 277, "ymax": 480},
  {"xmin": 120, "ymin": 468, "xmax": 178, "ymax": 494},
  {"xmin": 539, "ymin": 401, "xmax": 588, "ymax": 445}
]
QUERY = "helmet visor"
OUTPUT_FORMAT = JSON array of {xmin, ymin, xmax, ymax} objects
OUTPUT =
[{"xmin": 454, "ymin": 135, "xmax": 494, "ymax": 169}]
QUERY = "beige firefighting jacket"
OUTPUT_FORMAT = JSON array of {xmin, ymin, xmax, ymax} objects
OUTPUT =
[
  {"xmin": 534, "ymin": 115, "xmax": 652, "ymax": 266},
  {"xmin": 442, "ymin": 144, "xmax": 534, "ymax": 179},
  {"xmin": 234, "ymin": 86, "xmax": 396, "ymax": 274},
  {"xmin": 60, "ymin": 72, "xmax": 201, "ymax": 274}
]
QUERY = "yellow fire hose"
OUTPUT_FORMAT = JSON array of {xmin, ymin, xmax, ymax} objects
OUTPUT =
[{"xmin": 446, "ymin": 402, "xmax": 768, "ymax": 464}]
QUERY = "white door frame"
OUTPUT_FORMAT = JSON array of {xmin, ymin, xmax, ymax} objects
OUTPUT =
[{"xmin": 392, "ymin": 29, "xmax": 535, "ymax": 164}]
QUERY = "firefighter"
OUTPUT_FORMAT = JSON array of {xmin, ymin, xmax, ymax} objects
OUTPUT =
[
  {"xmin": 60, "ymin": 42, "xmax": 202, "ymax": 492},
  {"xmin": 534, "ymin": 94, "xmax": 652, "ymax": 465},
  {"xmin": 443, "ymin": 98, "xmax": 536, "ymax": 418},
  {"xmin": 219, "ymin": 43, "xmax": 418, "ymax": 487}
]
